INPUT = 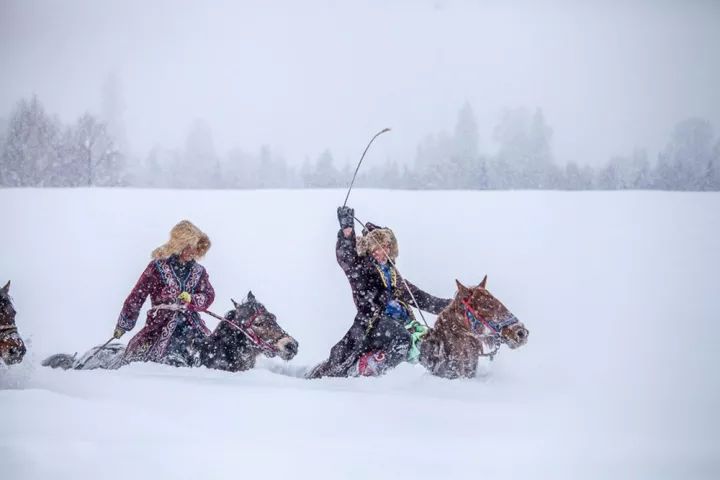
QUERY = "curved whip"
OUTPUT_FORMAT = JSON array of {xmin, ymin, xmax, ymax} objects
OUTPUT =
[{"xmin": 342, "ymin": 127, "xmax": 391, "ymax": 207}]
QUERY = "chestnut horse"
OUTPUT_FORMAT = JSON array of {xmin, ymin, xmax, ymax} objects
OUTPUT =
[
  {"xmin": 419, "ymin": 276, "xmax": 529, "ymax": 378},
  {"xmin": 42, "ymin": 292, "xmax": 299, "ymax": 371},
  {"xmin": 0, "ymin": 280, "xmax": 26, "ymax": 365}
]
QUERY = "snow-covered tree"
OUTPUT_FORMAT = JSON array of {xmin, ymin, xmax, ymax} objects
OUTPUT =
[
  {"xmin": 100, "ymin": 73, "xmax": 128, "ymax": 154},
  {"xmin": 411, "ymin": 103, "xmax": 484, "ymax": 189},
  {"xmin": 138, "ymin": 146, "xmax": 179, "ymax": 188},
  {"xmin": 1, "ymin": 96, "xmax": 62, "ymax": 186},
  {"xmin": 453, "ymin": 101, "xmax": 480, "ymax": 161},
  {"xmin": 255, "ymin": 145, "xmax": 290, "ymax": 188},
  {"xmin": 177, "ymin": 119, "xmax": 221, "ymax": 188},
  {"xmin": 492, "ymin": 107, "xmax": 554, "ymax": 189},
  {"xmin": 563, "ymin": 161, "xmax": 594, "ymax": 190},
  {"xmin": 597, "ymin": 149, "xmax": 651, "ymax": 189},
  {"xmin": 710, "ymin": 138, "xmax": 720, "ymax": 190},
  {"xmin": 655, "ymin": 118, "xmax": 715, "ymax": 190},
  {"xmin": 64, "ymin": 113, "xmax": 124, "ymax": 186},
  {"xmin": 413, "ymin": 132, "xmax": 452, "ymax": 188},
  {"xmin": 221, "ymin": 147, "xmax": 253, "ymax": 188},
  {"xmin": 303, "ymin": 149, "xmax": 340, "ymax": 188}
]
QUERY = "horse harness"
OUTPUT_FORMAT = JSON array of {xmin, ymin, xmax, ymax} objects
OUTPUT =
[
  {"xmin": 460, "ymin": 296, "xmax": 518, "ymax": 358},
  {"xmin": 220, "ymin": 310, "xmax": 281, "ymax": 356},
  {"xmin": 0, "ymin": 324, "xmax": 19, "ymax": 342}
]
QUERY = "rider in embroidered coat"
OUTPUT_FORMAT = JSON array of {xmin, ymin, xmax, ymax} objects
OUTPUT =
[{"xmin": 113, "ymin": 220, "xmax": 215, "ymax": 365}]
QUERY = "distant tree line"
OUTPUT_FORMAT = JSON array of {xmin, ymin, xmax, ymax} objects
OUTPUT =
[{"xmin": 1, "ymin": 96, "xmax": 719, "ymax": 190}]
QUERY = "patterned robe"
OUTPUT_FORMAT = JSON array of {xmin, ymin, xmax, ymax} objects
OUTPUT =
[{"xmin": 116, "ymin": 255, "xmax": 215, "ymax": 364}]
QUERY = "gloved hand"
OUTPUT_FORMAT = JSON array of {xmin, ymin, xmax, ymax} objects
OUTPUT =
[
  {"xmin": 362, "ymin": 222, "xmax": 383, "ymax": 235},
  {"xmin": 406, "ymin": 320, "xmax": 428, "ymax": 337},
  {"xmin": 178, "ymin": 291, "xmax": 192, "ymax": 304},
  {"xmin": 337, "ymin": 206, "xmax": 354, "ymax": 230},
  {"xmin": 113, "ymin": 327, "xmax": 125, "ymax": 339}
]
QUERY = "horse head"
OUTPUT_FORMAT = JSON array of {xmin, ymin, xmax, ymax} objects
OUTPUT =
[
  {"xmin": 454, "ymin": 276, "xmax": 529, "ymax": 350},
  {"xmin": 227, "ymin": 291, "xmax": 299, "ymax": 361},
  {"xmin": 0, "ymin": 280, "xmax": 26, "ymax": 365}
]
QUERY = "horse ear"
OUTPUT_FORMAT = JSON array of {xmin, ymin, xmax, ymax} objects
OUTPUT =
[
  {"xmin": 231, "ymin": 298, "xmax": 240, "ymax": 309},
  {"xmin": 247, "ymin": 291, "xmax": 256, "ymax": 302},
  {"xmin": 1, "ymin": 280, "xmax": 9, "ymax": 293},
  {"xmin": 479, "ymin": 275, "xmax": 488, "ymax": 289},
  {"xmin": 455, "ymin": 279, "xmax": 470, "ymax": 297}
]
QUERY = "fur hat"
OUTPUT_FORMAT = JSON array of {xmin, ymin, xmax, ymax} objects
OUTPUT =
[
  {"xmin": 356, "ymin": 228, "xmax": 398, "ymax": 260},
  {"xmin": 152, "ymin": 220, "xmax": 211, "ymax": 260}
]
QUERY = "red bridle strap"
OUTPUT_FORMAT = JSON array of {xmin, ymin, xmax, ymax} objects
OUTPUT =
[
  {"xmin": 221, "ymin": 312, "xmax": 278, "ymax": 354},
  {"xmin": 461, "ymin": 296, "xmax": 495, "ymax": 333}
]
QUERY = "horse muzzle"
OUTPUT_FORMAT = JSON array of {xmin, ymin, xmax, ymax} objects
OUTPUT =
[
  {"xmin": 1, "ymin": 339, "xmax": 26, "ymax": 365},
  {"xmin": 505, "ymin": 324, "xmax": 529, "ymax": 349},
  {"xmin": 275, "ymin": 337, "xmax": 299, "ymax": 361}
]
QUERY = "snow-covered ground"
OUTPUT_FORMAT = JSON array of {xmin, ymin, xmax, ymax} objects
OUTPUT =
[{"xmin": 1, "ymin": 188, "xmax": 719, "ymax": 479}]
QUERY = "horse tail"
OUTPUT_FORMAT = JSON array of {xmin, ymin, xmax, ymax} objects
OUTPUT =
[{"xmin": 41, "ymin": 353, "xmax": 77, "ymax": 370}]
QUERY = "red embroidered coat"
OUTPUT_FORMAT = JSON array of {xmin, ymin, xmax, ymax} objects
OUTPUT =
[{"xmin": 116, "ymin": 256, "xmax": 215, "ymax": 363}]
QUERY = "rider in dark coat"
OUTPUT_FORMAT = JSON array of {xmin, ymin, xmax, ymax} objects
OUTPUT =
[{"xmin": 308, "ymin": 206, "xmax": 451, "ymax": 378}]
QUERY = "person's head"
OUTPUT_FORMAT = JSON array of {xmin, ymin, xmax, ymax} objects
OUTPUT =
[
  {"xmin": 152, "ymin": 220, "xmax": 211, "ymax": 261},
  {"xmin": 371, "ymin": 244, "xmax": 390, "ymax": 264},
  {"xmin": 357, "ymin": 227, "xmax": 398, "ymax": 264}
]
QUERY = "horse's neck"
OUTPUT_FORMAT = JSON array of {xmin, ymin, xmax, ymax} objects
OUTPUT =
[
  {"xmin": 434, "ymin": 301, "xmax": 465, "ymax": 331},
  {"xmin": 211, "ymin": 321, "xmax": 255, "ymax": 354}
]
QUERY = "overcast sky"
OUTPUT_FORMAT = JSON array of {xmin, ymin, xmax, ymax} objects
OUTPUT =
[{"xmin": 1, "ymin": 0, "xmax": 719, "ymax": 167}]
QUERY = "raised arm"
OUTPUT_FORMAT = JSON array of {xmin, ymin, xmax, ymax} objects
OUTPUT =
[
  {"xmin": 336, "ymin": 228, "xmax": 360, "ymax": 273},
  {"xmin": 336, "ymin": 206, "xmax": 360, "ymax": 274}
]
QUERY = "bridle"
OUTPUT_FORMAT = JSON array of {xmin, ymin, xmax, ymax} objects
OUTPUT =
[
  {"xmin": 460, "ymin": 296, "xmax": 518, "ymax": 358},
  {"xmin": 220, "ymin": 308, "xmax": 282, "ymax": 356},
  {"xmin": 0, "ymin": 324, "xmax": 19, "ymax": 342}
]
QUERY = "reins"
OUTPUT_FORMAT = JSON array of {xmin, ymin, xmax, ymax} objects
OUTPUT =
[{"xmin": 201, "ymin": 308, "xmax": 280, "ymax": 355}]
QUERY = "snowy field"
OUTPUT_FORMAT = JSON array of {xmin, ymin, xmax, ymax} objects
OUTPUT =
[{"xmin": 1, "ymin": 188, "xmax": 719, "ymax": 479}]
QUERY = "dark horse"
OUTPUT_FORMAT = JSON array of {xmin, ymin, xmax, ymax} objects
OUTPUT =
[
  {"xmin": 42, "ymin": 292, "xmax": 298, "ymax": 371},
  {"xmin": 418, "ymin": 277, "xmax": 529, "ymax": 379},
  {"xmin": 0, "ymin": 280, "xmax": 26, "ymax": 365}
]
